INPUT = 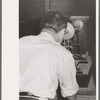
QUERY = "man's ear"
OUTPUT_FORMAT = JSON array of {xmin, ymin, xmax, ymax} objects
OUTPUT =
[
  {"xmin": 59, "ymin": 28, "xmax": 65, "ymax": 36},
  {"xmin": 64, "ymin": 22, "xmax": 75, "ymax": 40},
  {"xmin": 58, "ymin": 29, "xmax": 65, "ymax": 42}
]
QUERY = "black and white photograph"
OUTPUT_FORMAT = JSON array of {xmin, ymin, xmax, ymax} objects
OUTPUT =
[
  {"xmin": 2, "ymin": 0, "xmax": 99, "ymax": 100},
  {"xmin": 19, "ymin": 0, "xmax": 97, "ymax": 100}
]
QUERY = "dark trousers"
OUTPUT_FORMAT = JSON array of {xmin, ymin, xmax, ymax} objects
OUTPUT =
[{"xmin": 20, "ymin": 97, "xmax": 39, "ymax": 100}]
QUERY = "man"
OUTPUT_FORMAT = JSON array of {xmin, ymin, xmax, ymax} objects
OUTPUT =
[{"xmin": 19, "ymin": 11, "xmax": 79, "ymax": 100}]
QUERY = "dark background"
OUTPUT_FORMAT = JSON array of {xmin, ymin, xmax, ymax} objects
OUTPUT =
[{"xmin": 19, "ymin": 0, "xmax": 95, "ymax": 42}]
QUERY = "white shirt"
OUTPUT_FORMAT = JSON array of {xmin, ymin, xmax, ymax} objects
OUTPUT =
[{"xmin": 19, "ymin": 31, "xmax": 79, "ymax": 99}]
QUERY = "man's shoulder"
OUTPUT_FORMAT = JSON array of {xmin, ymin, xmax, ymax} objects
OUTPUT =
[
  {"xmin": 59, "ymin": 45, "xmax": 72, "ymax": 55},
  {"xmin": 19, "ymin": 35, "xmax": 34, "ymax": 42},
  {"xmin": 19, "ymin": 35, "xmax": 31, "ymax": 39},
  {"xmin": 49, "ymin": 43, "xmax": 72, "ymax": 55}
]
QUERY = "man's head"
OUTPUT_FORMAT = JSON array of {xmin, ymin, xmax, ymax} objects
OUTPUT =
[{"xmin": 40, "ymin": 11, "xmax": 68, "ymax": 43}]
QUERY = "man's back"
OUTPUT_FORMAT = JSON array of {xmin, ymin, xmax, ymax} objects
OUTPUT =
[
  {"xmin": 19, "ymin": 11, "xmax": 79, "ymax": 100},
  {"xmin": 19, "ymin": 32, "xmax": 71, "ymax": 98}
]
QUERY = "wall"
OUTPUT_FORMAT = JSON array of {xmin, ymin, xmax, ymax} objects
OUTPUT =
[
  {"xmin": 19, "ymin": 0, "xmax": 45, "ymax": 38},
  {"xmin": 19, "ymin": 0, "xmax": 45, "ymax": 21}
]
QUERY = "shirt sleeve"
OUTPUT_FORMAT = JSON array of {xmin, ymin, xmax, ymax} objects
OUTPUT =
[{"xmin": 58, "ymin": 52, "xmax": 79, "ymax": 97}]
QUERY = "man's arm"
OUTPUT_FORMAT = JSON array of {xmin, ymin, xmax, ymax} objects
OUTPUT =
[{"xmin": 58, "ymin": 52, "xmax": 79, "ymax": 99}]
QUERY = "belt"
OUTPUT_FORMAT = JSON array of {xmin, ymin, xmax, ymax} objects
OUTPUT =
[
  {"xmin": 19, "ymin": 92, "xmax": 49, "ymax": 100},
  {"xmin": 19, "ymin": 92, "xmax": 40, "ymax": 99},
  {"xmin": 20, "ymin": 92, "xmax": 39, "ymax": 98}
]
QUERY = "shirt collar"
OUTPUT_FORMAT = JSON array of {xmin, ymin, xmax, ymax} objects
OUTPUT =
[{"xmin": 39, "ymin": 31, "xmax": 55, "ymax": 42}]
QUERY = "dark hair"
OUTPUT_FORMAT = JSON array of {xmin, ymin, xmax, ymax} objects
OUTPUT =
[{"xmin": 40, "ymin": 11, "xmax": 67, "ymax": 33}]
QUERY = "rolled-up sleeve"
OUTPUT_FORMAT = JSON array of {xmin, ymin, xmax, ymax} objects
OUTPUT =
[{"xmin": 58, "ymin": 52, "xmax": 79, "ymax": 97}]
